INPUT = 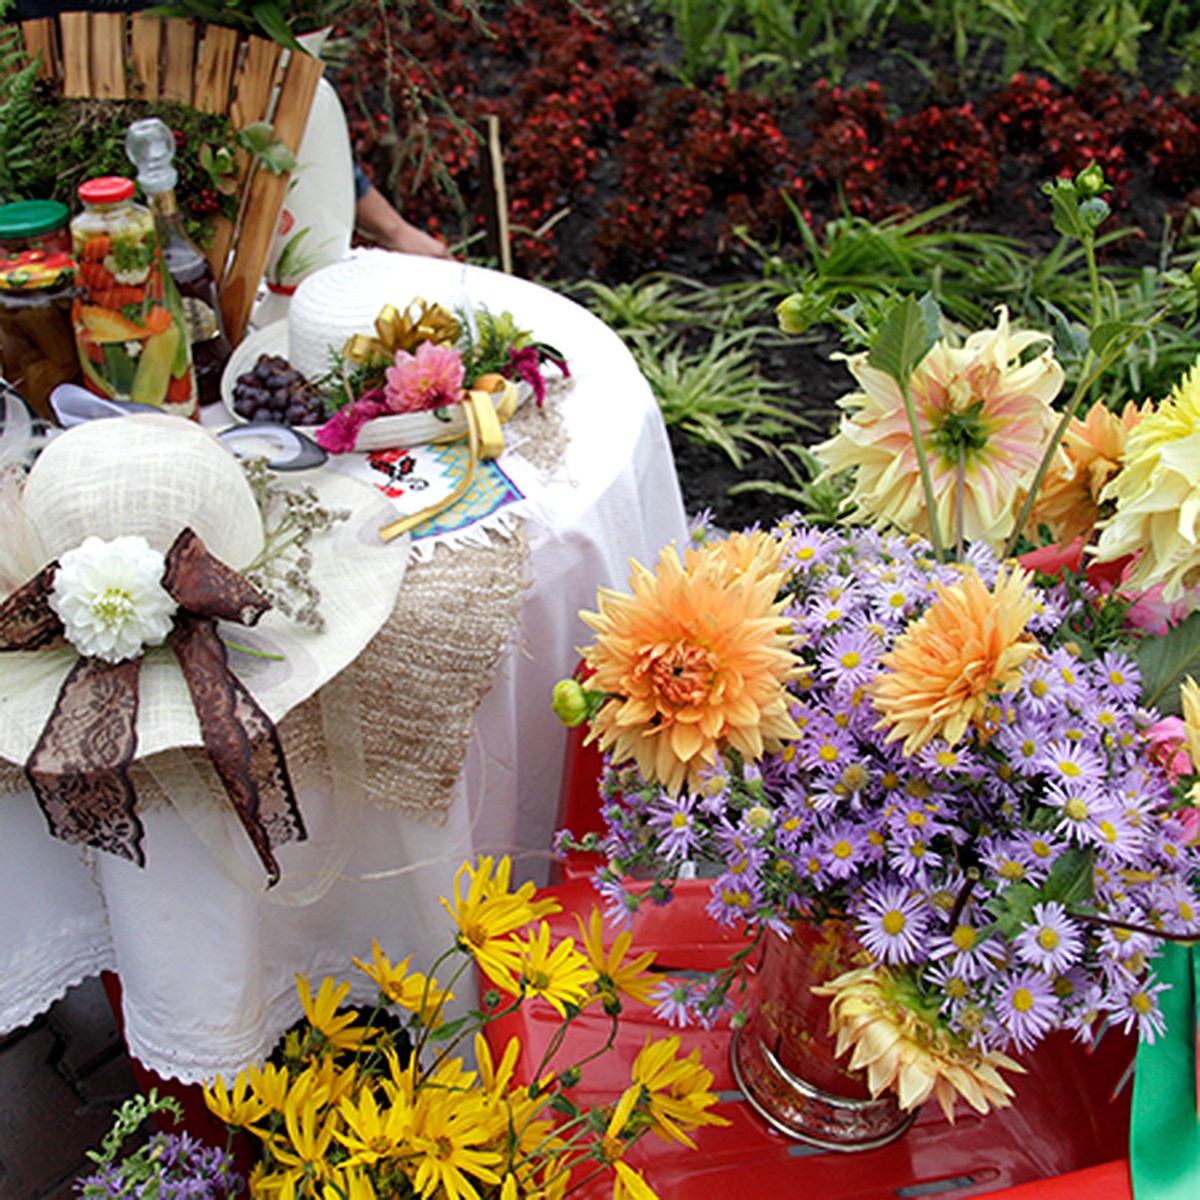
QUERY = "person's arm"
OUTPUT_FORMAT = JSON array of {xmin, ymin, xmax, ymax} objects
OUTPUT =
[{"xmin": 354, "ymin": 178, "xmax": 453, "ymax": 259}]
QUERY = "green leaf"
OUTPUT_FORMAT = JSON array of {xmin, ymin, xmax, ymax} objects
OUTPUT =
[
  {"xmin": 986, "ymin": 882, "xmax": 1039, "ymax": 938},
  {"xmin": 866, "ymin": 293, "xmax": 941, "ymax": 386},
  {"xmin": 1044, "ymin": 180, "xmax": 1088, "ymax": 241},
  {"xmin": 550, "ymin": 1094, "xmax": 580, "ymax": 1118},
  {"xmin": 1136, "ymin": 610, "xmax": 1200, "ymax": 715},
  {"xmin": 1089, "ymin": 320, "xmax": 1133, "ymax": 358},
  {"xmin": 259, "ymin": 141, "xmax": 299, "ymax": 175},
  {"xmin": 1042, "ymin": 847, "xmax": 1094, "ymax": 906},
  {"xmin": 250, "ymin": 1, "xmax": 305, "ymax": 52},
  {"xmin": 426, "ymin": 1015, "xmax": 469, "ymax": 1043}
]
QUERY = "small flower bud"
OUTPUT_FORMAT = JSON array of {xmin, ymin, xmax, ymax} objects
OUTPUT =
[
  {"xmin": 551, "ymin": 678, "xmax": 590, "ymax": 726},
  {"xmin": 776, "ymin": 293, "xmax": 813, "ymax": 335}
]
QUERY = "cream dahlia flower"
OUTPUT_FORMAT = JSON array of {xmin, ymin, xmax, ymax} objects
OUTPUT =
[
  {"xmin": 49, "ymin": 535, "xmax": 176, "ymax": 664},
  {"xmin": 1093, "ymin": 358, "xmax": 1200, "ymax": 600},
  {"xmin": 815, "ymin": 307, "xmax": 1064, "ymax": 549},
  {"xmin": 581, "ymin": 542, "xmax": 801, "ymax": 794},
  {"xmin": 814, "ymin": 966, "xmax": 1022, "ymax": 1121}
]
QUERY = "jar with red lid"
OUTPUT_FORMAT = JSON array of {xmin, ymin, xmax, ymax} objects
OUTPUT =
[
  {"xmin": 0, "ymin": 199, "xmax": 79, "ymax": 420},
  {"xmin": 70, "ymin": 175, "xmax": 196, "ymax": 417}
]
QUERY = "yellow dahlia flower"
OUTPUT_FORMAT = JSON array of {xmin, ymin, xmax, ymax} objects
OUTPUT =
[
  {"xmin": 1094, "ymin": 358, "xmax": 1200, "ymax": 600},
  {"xmin": 581, "ymin": 542, "xmax": 801, "ymax": 794},
  {"xmin": 871, "ymin": 566, "xmax": 1039, "ymax": 755},
  {"xmin": 815, "ymin": 307, "xmax": 1064, "ymax": 549},
  {"xmin": 1030, "ymin": 399, "xmax": 1149, "ymax": 544},
  {"xmin": 814, "ymin": 966, "xmax": 1022, "ymax": 1121}
]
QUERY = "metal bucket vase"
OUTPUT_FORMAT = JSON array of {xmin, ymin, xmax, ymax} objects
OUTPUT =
[{"xmin": 730, "ymin": 919, "xmax": 919, "ymax": 1151}]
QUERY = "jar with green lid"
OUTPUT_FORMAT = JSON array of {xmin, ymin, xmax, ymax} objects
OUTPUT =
[
  {"xmin": 0, "ymin": 200, "xmax": 79, "ymax": 420},
  {"xmin": 71, "ymin": 175, "xmax": 196, "ymax": 417},
  {"xmin": 0, "ymin": 199, "xmax": 72, "ymax": 259}
]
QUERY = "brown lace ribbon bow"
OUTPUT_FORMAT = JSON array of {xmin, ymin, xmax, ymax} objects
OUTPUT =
[{"xmin": 0, "ymin": 528, "xmax": 305, "ymax": 884}]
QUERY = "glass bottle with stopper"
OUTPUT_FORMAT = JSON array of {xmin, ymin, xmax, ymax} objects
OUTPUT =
[{"xmin": 125, "ymin": 117, "xmax": 231, "ymax": 408}]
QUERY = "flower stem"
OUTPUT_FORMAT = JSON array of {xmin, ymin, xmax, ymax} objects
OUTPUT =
[{"xmin": 899, "ymin": 373, "xmax": 945, "ymax": 561}]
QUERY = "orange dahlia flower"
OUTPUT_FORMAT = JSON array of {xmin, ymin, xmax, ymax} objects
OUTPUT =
[
  {"xmin": 581, "ymin": 542, "xmax": 801, "ymax": 794},
  {"xmin": 1030, "ymin": 399, "xmax": 1149, "ymax": 544},
  {"xmin": 870, "ymin": 566, "xmax": 1038, "ymax": 755}
]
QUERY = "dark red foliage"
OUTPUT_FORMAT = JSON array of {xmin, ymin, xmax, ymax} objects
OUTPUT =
[
  {"xmin": 884, "ymin": 104, "xmax": 999, "ymax": 209},
  {"xmin": 335, "ymin": 4, "xmax": 1200, "ymax": 280}
]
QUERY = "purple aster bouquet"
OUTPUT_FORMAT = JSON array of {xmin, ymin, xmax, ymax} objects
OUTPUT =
[
  {"xmin": 560, "ymin": 518, "xmax": 1200, "ymax": 1120},
  {"xmin": 76, "ymin": 1091, "xmax": 244, "ymax": 1199},
  {"xmin": 555, "ymin": 164, "xmax": 1200, "ymax": 1124}
]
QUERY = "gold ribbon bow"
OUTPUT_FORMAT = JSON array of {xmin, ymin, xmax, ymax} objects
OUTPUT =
[{"xmin": 341, "ymin": 299, "xmax": 461, "ymax": 367}]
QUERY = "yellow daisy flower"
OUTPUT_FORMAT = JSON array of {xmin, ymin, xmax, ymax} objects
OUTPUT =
[
  {"xmin": 409, "ymin": 1086, "xmax": 504, "ymax": 1200},
  {"xmin": 613, "ymin": 1160, "xmax": 661, "ymax": 1200},
  {"xmin": 204, "ymin": 1070, "xmax": 270, "ymax": 1130},
  {"xmin": 270, "ymin": 1088, "xmax": 340, "ymax": 1196},
  {"xmin": 512, "ymin": 921, "xmax": 596, "ymax": 1017},
  {"xmin": 440, "ymin": 857, "xmax": 558, "ymax": 990},
  {"xmin": 246, "ymin": 1061, "xmax": 291, "ymax": 1115},
  {"xmin": 353, "ymin": 940, "xmax": 454, "ymax": 1027},
  {"xmin": 325, "ymin": 1166, "xmax": 379, "ymax": 1200},
  {"xmin": 336, "ymin": 1081, "xmax": 412, "ymax": 1167},
  {"xmin": 296, "ymin": 974, "xmax": 373, "ymax": 1055},
  {"xmin": 628, "ymin": 1034, "xmax": 729, "ymax": 1148},
  {"xmin": 576, "ymin": 907, "xmax": 658, "ymax": 1013}
]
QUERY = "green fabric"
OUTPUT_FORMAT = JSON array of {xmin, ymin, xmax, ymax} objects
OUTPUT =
[{"xmin": 1131, "ymin": 941, "xmax": 1200, "ymax": 1199}]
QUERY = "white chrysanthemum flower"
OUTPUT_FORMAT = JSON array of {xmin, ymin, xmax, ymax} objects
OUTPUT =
[{"xmin": 49, "ymin": 535, "xmax": 176, "ymax": 663}]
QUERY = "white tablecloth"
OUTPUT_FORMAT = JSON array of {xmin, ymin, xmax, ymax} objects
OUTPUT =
[{"xmin": 0, "ymin": 259, "xmax": 688, "ymax": 1082}]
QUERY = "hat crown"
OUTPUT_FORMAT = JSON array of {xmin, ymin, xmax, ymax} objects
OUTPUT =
[
  {"xmin": 288, "ymin": 255, "xmax": 415, "ymax": 382},
  {"xmin": 24, "ymin": 414, "xmax": 265, "ymax": 569}
]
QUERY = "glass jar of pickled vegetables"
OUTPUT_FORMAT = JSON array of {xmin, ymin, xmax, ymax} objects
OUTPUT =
[
  {"xmin": 0, "ymin": 200, "xmax": 73, "ymax": 258},
  {"xmin": 0, "ymin": 202, "xmax": 80, "ymax": 420},
  {"xmin": 70, "ymin": 175, "xmax": 196, "ymax": 417}
]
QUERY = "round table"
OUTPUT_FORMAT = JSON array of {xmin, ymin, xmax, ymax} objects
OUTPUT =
[{"xmin": 0, "ymin": 257, "xmax": 689, "ymax": 1083}]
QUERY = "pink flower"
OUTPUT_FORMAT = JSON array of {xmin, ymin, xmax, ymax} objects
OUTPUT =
[
  {"xmin": 1144, "ymin": 716, "xmax": 1191, "ymax": 782},
  {"xmin": 1122, "ymin": 580, "xmax": 1198, "ymax": 635},
  {"xmin": 316, "ymin": 394, "xmax": 390, "ymax": 454},
  {"xmin": 384, "ymin": 342, "xmax": 464, "ymax": 414}
]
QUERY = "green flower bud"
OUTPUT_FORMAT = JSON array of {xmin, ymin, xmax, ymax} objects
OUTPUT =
[
  {"xmin": 1075, "ymin": 162, "xmax": 1107, "ymax": 198},
  {"xmin": 551, "ymin": 678, "xmax": 589, "ymax": 727},
  {"xmin": 776, "ymin": 293, "xmax": 814, "ymax": 335}
]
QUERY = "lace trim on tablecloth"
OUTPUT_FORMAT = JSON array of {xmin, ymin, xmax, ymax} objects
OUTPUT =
[{"xmin": 0, "ymin": 918, "xmax": 114, "ymax": 1035}]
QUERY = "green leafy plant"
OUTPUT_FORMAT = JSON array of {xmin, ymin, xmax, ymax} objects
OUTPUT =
[
  {"xmin": 0, "ymin": 25, "xmax": 45, "ymax": 204},
  {"xmin": 148, "ymin": 0, "xmax": 356, "ymax": 51},
  {"xmin": 632, "ymin": 327, "xmax": 810, "ymax": 466}
]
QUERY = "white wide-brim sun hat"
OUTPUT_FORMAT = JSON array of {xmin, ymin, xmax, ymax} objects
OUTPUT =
[
  {"xmin": 0, "ymin": 412, "xmax": 409, "ymax": 764},
  {"xmin": 222, "ymin": 253, "xmax": 525, "ymax": 448}
]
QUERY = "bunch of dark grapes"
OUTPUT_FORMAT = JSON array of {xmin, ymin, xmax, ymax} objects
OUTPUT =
[{"xmin": 232, "ymin": 354, "xmax": 327, "ymax": 427}]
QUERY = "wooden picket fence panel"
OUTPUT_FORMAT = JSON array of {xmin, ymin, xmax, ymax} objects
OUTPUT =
[{"xmin": 19, "ymin": 12, "xmax": 322, "ymax": 346}]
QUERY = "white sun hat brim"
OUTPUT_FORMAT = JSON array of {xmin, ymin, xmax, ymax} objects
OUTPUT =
[{"xmin": 0, "ymin": 413, "xmax": 409, "ymax": 762}]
